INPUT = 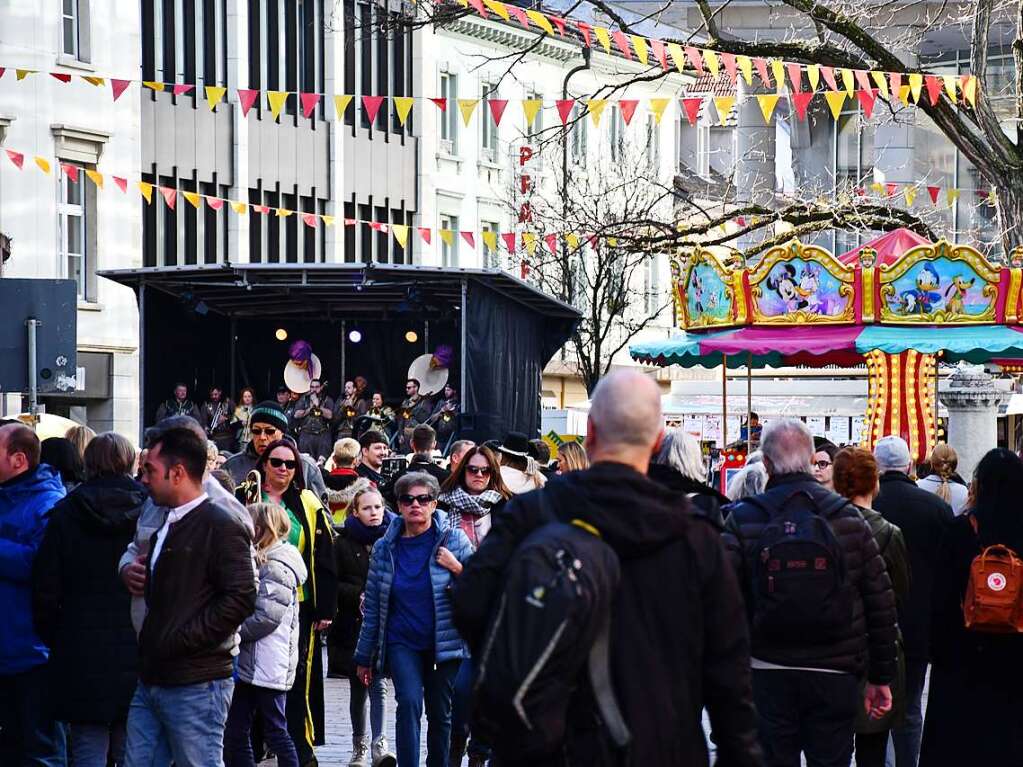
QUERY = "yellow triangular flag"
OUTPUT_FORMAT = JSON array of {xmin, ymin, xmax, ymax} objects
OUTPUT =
[
  {"xmin": 824, "ymin": 91, "xmax": 846, "ymax": 120},
  {"xmin": 439, "ymin": 229, "xmax": 455, "ymax": 247},
  {"xmin": 594, "ymin": 27, "xmax": 612, "ymax": 54},
  {"xmin": 771, "ymin": 59, "xmax": 785, "ymax": 91},
  {"xmin": 276, "ymin": 208, "xmax": 292, "ymax": 218},
  {"xmin": 840, "ymin": 68, "xmax": 855, "ymax": 97},
  {"xmin": 138, "ymin": 182, "xmax": 154, "ymax": 203},
  {"xmin": 667, "ymin": 42, "xmax": 686, "ymax": 74},
  {"xmin": 586, "ymin": 99, "xmax": 607, "ymax": 127},
  {"xmin": 143, "ymin": 81, "xmax": 165, "ymax": 92},
  {"xmin": 904, "ymin": 186, "xmax": 917, "ymax": 206},
  {"xmin": 455, "ymin": 0, "xmax": 467, "ymax": 6},
  {"xmin": 870, "ymin": 71, "xmax": 889, "ymax": 98},
  {"xmin": 607, "ymin": 237, "xmax": 618, "ymax": 247},
  {"xmin": 205, "ymin": 85, "xmax": 227, "ymax": 110},
  {"xmin": 522, "ymin": 232, "xmax": 537, "ymax": 255},
  {"xmin": 522, "ymin": 99, "xmax": 542, "ymax": 127},
  {"xmin": 182, "ymin": 191, "xmax": 201, "ymax": 208},
  {"xmin": 334, "ymin": 94, "xmax": 354, "ymax": 120},
  {"xmin": 16, "ymin": 69, "xmax": 36, "ymax": 80},
  {"xmin": 631, "ymin": 36, "xmax": 649, "ymax": 66},
  {"xmin": 649, "ymin": 98, "xmax": 670, "ymax": 124},
  {"xmin": 267, "ymin": 91, "xmax": 289, "ymax": 120},
  {"xmin": 713, "ymin": 96, "xmax": 735, "ymax": 126},
  {"xmin": 457, "ymin": 99, "xmax": 479, "ymax": 126},
  {"xmin": 230, "ymin": 200, "xmax": 247, "ymax": 214},
  {"xmin": 962, "ymin": 75, "xmax": 977, "ymax": 108},
  {"xmin": 908, "ymin": 73, "xmax": 923, "ymax": 103},
  {"xmin": 943, "ymin": 74, "xmax": 957, "ymax": 103},
  {"xmin": 525, "ymin": 9, "xmax": 554, "ymax": 35},
  {"xmin": 757, "ymin": 94, "xmax": 780, "ymax": 124},
  {"xmin": 393, "ymin": 96, "xmax": 414, "ymax": 126},
  {"xmin": 704, "ymin": 49, "xmax": 720, "ymax": 77},
  {"xmin": 899, "ymin": 85, "xmax": 911, "ymax": 106},
  {"xmin": 82, "ymin": 76, "xmax": 104, "ymax": 86},
  {"xmin": 806, "ymin": 64, "xmax": 820, "ymax": 91},
  {"xmin": 392, "ymin": 224, "xmax": 409, "ymax": 249},
  {"xmin": 737, "ymin": 56, "xmax": 753, "ymax": 85},
  {"xmin": 870, "ymin": 181, "xmax": 884, "ymax": 195},
  {"xmin": 947, "ymin": 188, "xmax": 960, "ymax": 205},
  {"xmin": 482, "ymin": 231, "xmax": 498, "ymax": 252},
  {"xmin": 321, "ymin": 215, "xmax": 334, "ymax": 226},
  {"xmin": 483, "ymin": 0, "xmax": 510, "ymax": 21},
  {"xmin": 34, "ymin": 156, "xmax": 51, "ymax": 174},
  {"xmin": 85, "ymin": 170, "xmax": 104, "ymax": 188},
  {"xmin": 565, "ymin": 233, "xmax": 580, "ymax": 251}
]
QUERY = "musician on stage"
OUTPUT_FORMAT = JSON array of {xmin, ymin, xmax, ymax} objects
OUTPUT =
[
  {"xmin": 396, "ymin": 378, "xmax": 432, "ymax": 452},
  {"xmin": 294, "ymin": 378, "xmax": 334, "ymax": 462},
  {"xmin": 201, "ymin": 386, "xmax": 236, "ymax": 451},
  {"xmin": 428, "ymin": 383, "xmax": 459, "ymax": 444},
  {"xmin": 334, "ymin": 380, "xmax": 369, "ymax": 440}
]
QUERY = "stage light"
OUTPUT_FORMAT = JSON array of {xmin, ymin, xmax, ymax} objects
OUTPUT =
[
  {"xmin": 349, "ymin": 330, "xmax": 363, "ymax": 344},
  {"xmin": 405, "ymin": 330, "xmax": 419, "ymax": 343},
  {"xmin": 275, "ymin": 328, "xmax": 288, "ymax": 341}
]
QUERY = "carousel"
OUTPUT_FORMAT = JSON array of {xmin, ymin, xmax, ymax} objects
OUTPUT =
[{"xmin": 630, "ymin": 228, "xmax": 1023, "ymax": 469}]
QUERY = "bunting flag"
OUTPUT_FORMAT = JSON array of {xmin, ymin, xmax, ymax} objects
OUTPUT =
[
  {"xmin": 904, "ymin": 186, "xmax": 917, "ymax": 206},
  {"xmin": 681, "ymin": 97, "xmax": 702, "ymax": 126},
  {"xmin": 792, "ymin": 92, "xmax": 814, "ymax": 120},
  {"xmin": 143, "ymin": 80, "xmax": 165, "ymax": 92},
  {"xmin": 737, "ymin": 55, "xmax": 754, "ymax": 86},
  {"xmin": 555, "ymin": 99, "xmax": 575, "ymax": 125},
  {"xmin": 488, "ymin": 98, "xmax": 508, "ymax": 126},
  {"xmin": 238, "ymin": 89, "xmax": 260, "ymax": 116},
  {"xmin": 522, "ymin": 232, "xmax": 537, "ymax": 255},
  {"xmin": 501, "ymin": 232, "xmax": 516, "ymax": 252},
  {"xmin": 650, "ymin": 39, "xmax": 668, "ymax": 71},
  {"xmin": 334, "ymin": 94, "xmax": 354, "ymax": 119},
  {"xmin": 34, "ymin": 156, "xmax": 51, "ymax": 174},
  {"xmin": 771, "ymin": 59, "xmax": 786, "ymax": 92},
  {"xmin": 182, "ymin": 191, "xmax": 201, "ymax": 209},
  {"xmin": 458, "ymin": 98, "xmax": 479, "ymax": 126},
  {"xmin": 321, "ymin": 214, "xmax": 334, "ymax": 226},
  {"xmin": 526, "ymin": 9, "xmax": 554, "ymax": 35},
  {"xmin": 576, "ymin": 21, "xmax": 592, "ymax": 49},
  {"xmin": 713, "ymin": 96, "xmax": 735, "ymax": 126},
  {"xmin": 138, "ymin": 182, "xmax": 154, "ymax": 203},
  {"xmin": 159, "ymin": 186, "xmax": 177, "ymax": 209},
  {"xmin": 461, "ymin": 231, "xmax": 476, "ymax": 248},
  {"xmin": 619, "ymin": 99, "xmax": 639, "ymax": 126},
  {"xmin": 721, "ymin": 52, "xmax": 737, "ymax": 84},
  {"xmin": 111, "ymin": 79, "xmax": 131, "ymax": 101},
  {"xmin": 85, "ymin": 169, "xmax": 103, "ymax": 188},
  {"xmin": 686, "ymin": 46, "xmax": 704, "ymax": 74},
  {"xmin": 172, "ymin": 83, "xmax": 194, "ymax": 96},
  {"xmin": 756, "ymin": 57, "xmax": 773, "ymax": 88},
  {"xmin": 482, "ymin": 230, "xmax": 498, "ymax": 252},
  {"xmin": 484, "ymin": 0, "xmax": 510, "ymax": 21},
  {"xmin": 544, "ymin": 233, "xmax": 558, "ymax": 254},
  {"xmin": 630, "ymin": 36, "xmax": 649, "ymax": 66},
  {"xmin": 821, "ymin": 66, "xmax": 838, "ymax": 93},
  {"xmin": 81, "ymin": 74, "xmax": 105, "ymax": 86},
  {"xmin": 15, "ymin": 69, "xmax": 35, "ymax": 80},
  {"xmin": 757, "ymin": 94, "xmax": 780, "ymax": 124},
  {"xmin": 947, "ymin": 188, "xmax": 961, "ymax": 204},
  {"xmin": 668, "ymin": 43, "xmax": 686, "ymax": 74},
  {"xmin": 392, "ymin": 224, "xmax": 409, "ymax": 248},
  {"xmin": 565, "ymin": 232, "xmax": 580, "ymax": 251},
  {"xmin": 586, "ymin": 99, "xmax": 607, "ymax": 126},
  {"xmin": 300, "ymin": 92, "xmax": 321, "ymax": 118},
  {"xmin": 205, "ymin": 85, "xmax": 227, "ymax": 111},
  {"xmin": 806, "ymin": 64, "xmax": 821, "ymax": 92},
  {"xmin": 870, "ymin": 70, "xmax": 889, "ymax": 99},
  {"xmin": 394, "ymin": 96, "xmax": 414, "ymax": 125},
  {"xmin": 439, "ymin": 229, "xmax": 455, "ymax": 248},
  {"xmin": 594, "ymin": 27, "xmax": 612, "ymax": 55},
  {"xmin": 418, "ymin": 227, "xmax": 432, "ymax": 245},
  {"xmin": 649, "ymin": 98, "xmax": 670, "ymax": 124},
  {"xmin": 5, "ymin": 149, "xmax": 24, "ymax": 169},
  {"xmin": 856, "ymin": 88, "xmax": 877, "ymax": 119},
  {"xmin": 611, "ymin": 30, "xmax": 633, "ymax": 61},
  {"xmin": 703, "ymin": 49, "xmax": 720, "ymax": 78},
  {"xmin": 362, "ymin": 95, "xmax": 385, "ymax": 123},
  {"xmin": 207, "ymin": 196, "xmax": 224, "ymax": 211},
  {"xmin": 824, "ymin": 90, "xmax": 846, "ymax": 120},
  {"xmin": 230, "ymin": 200, "xmax": 247, "ymax": 214},
  {"xmin": 841, "ymin": 68, "xmax": 855, "ymax": 97},
  {"xmin": 962, "ymin": 75, "xmax": 978, "ymax": 107},
  {"xmin": 925, "ymin": 75, "xmax": 942, "ymax": 106},
  {"xmin": 267, "ymin": 91, "xmax": 289, "ymax": 119},
  {"xmin": 909, "ymin": 73, "xmax": 924, "ymax": 104},
  {"xmin": 786, "ymin": 62, "xmax": 803, "ymax": 93},
  {"xmin": 112, "ymin": 176, "xmax": 128, "ymax": 193},
  {"xmin": 60, "ymin": 163, "xmax": 80, "ymax": 182},
  {"xmin": 521, "ymin": 99, "xmax": 542, "ymax": 127},
  {"xmin": 301, "ymin": 212, "xmax": 318, "ymax": 228}
]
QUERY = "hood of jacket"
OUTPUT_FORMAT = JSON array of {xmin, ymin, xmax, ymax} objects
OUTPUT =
[
  {"xmin": 543, "ymin": 461, "xmax": 692, "ymax": 560},
  {"xmin": 326, "ymin": 476, "xmax": 371, "ymax": 508},
  {"xmin": 64, "ymin": 475, "xmax": 148, "ymax": 532},
  {"xmin": 265, "ymin": 540, "xmax": 308, "ymax": 585},
  {"xmin": 0, "ymin": 463, "xmax": 65, "ymax": 506}
]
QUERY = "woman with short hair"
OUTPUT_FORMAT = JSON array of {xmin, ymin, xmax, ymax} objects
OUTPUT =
[
  {"xmin": 649, "ymin": 427, "xmax": 728, "ymax": 524},
  {"xmin": 555, "ymin": 442, "xmax": 589, "ymax": 474}
]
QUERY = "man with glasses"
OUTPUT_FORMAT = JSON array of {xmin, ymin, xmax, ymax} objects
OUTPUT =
[
  {"xmin": 294, "ymin": 379, "xmax": 334, "ymax": 463},
  {"xmin": 223, "ymin": 401, "xmax": 327, "ymax": 500}
]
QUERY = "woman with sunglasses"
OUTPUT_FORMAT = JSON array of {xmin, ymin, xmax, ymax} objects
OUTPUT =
[
  {"xmin": 354, "ymin": 472, "xmax": 474, "ymax": 767},
  {"xmin": 237, "ymin": 438, "xmax": 338, "ymax": 767}
]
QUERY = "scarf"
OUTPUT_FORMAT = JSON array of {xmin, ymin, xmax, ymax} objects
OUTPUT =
[
  {"xmin": 344, "ymin": 510, "xmax": 395, "ymax": 546},
  {"xmin": 439, "ymin": 487, "xmax": 502, "ymax": 548}
]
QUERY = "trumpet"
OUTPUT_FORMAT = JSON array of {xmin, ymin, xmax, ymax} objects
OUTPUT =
[{"xmin": 240, "ymin": 468, "xmax": 262, "ymax": 505}]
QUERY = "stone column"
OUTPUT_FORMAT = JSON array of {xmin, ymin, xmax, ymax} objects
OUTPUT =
[{"xmin": 939, "ymin": 363, "xmax": 1006, "ymax": 479}]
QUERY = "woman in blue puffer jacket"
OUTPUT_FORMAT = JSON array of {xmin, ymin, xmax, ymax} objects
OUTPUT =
[{"xmin": 354, "ymin": 472, "xmax": 474, "ymax": 767}]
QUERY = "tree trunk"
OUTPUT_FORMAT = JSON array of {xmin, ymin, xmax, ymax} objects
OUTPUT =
[{"xmin": 996, "ymin": 176, "xmax": 1023, "ymax": 254}]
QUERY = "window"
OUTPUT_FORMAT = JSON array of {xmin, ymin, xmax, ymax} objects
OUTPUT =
[
  {"xmin": 833, "ymin": 105, "xmax": 875, "ymax": 254},
  {"xmin": 62, "ymin": 0, "xmax": 80, "ymax": 57},
  {"xmin": 697, "ymin": 125, "xmax": 733, "ymax": 178},
  {"xmin": 645, "ymin": 114, "xmax": 659, "ymax": 168},
  {"xmin": 609, "ymin": 106, "xmax": 625, "ymax": 162},
  {"xmin": 481, "ymin": 82, "xmax": 498, "ymax": 161},
  {"xmin": 440, "ymin": 72, "xmax": 458, "ymax": 153},
  {"xmin": 58, "ymin": 166, "xmax": 87, "ymax": 299},
  {"xmin": 571, "ymin": 104, "xmax": 588, "ymax": 162},
  {"xmin": 440, "ymin": 214, "xmax": 459, "ymax": 266},
  {"xmin": 482, "ymin": 221, "xmax": 499, "ymax": 268}
]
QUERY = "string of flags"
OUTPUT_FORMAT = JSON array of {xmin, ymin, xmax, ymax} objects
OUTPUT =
[{"xmin": 0, "ymin": 144, "xmax": 996, "ymax": 252}]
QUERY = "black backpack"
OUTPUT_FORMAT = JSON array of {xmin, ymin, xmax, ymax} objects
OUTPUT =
[
  {"xmin": 471, "ymin": 495, "xmax": 631, "ymax": 760},
  {"xmin": 744, "ymin": 489, "xmax": 854, "ymax": 642}
]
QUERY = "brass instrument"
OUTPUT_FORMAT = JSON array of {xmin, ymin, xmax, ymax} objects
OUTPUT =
[{"xmin": 240, "ymin": 468, "xmax": 262, "ymax": 506}]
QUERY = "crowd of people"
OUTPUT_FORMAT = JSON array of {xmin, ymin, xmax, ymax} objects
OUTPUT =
[{"xmin": 2, "ymin": 370, "xmax": 1022, "ymax": 767}]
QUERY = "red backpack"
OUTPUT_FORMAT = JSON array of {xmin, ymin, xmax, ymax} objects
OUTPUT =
[{"xmin": 963, "ymin": 515, "xmax": 1023, "ymax": 633}]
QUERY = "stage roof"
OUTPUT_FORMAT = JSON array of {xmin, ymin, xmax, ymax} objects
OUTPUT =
[{"xmin": 100, "ymin": 262, "xmax": 582, "ymax": 321}]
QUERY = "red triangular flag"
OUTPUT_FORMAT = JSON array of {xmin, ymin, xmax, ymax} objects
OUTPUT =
[
  {"xmin": 685, "ymin": 46, "xmax": 704, "ymax": 74},
  {"xmin": 300, "ymin": 92, "xmax": 321, "ymax": 118},
  {"xmin": 927, "ymin": 186, "xmax": 940, "ymax": 204},
  {"xmin": 721, "ymin": 52, "xmax": 738, "ymax": 82},
  {"xmin": 576, "ymin": 21, "xmax": 592, "ymax": 48},
  {"xmin": 854, "ymin": 187, "xmax": 865, "ymax": 196},
  {"xmin": 206, "ymin": 196, "xmax": 224, "ymax": 210},
  {"xmin": 885, "ymin": 183, "xmax": 899, "ymax": 197},
  {"xmin": 650, "ymin": 39, "xmax": 668, "ymax": 71},
  {"xmin": 508, "ymin": 5, "xmax": 529, "ymax": 27},
  {"xmin": 619, "ymin": 99, "xmax": 639, "ymax": 125},
  {"xmin": 238, "ymin": 89, "xmax": 260, "ymax": 117},
  {"xmin": 112, "ymin": 175, "xmax": 128, "ymax": 193},
  {"xmin": 418, "ymin": 227, "xmax": 432, "ymax": 245},
  {"xmin": 550, "ymin": 16, "xmax": 566, "ymax": 36},
  {"xmin": 787, "ymin": 62, "xmax": 803, "ymax": 93},
  {"xmin": 159, "ymin": 187, "xmax": 177, "ymax": 209},
  {"xmin": 855, "ymin": 70, "xmax": 872, "ymax": 92},
  {"xmin": 5, "ymin": 149, "xmax": 24, "ymax": 170},
  {"xmin": 461, "ymin": 231, "xmax": 476, "ymax": 248},
  {"xmin": 856, "ymin": 88, "xmax": 877, "ymax": 119},
  {"xmin": 925, "ymin": 75, "xmax": 942, "ymax": 105},
  {"xmin": 111, "ymin": 79, "xmax": 131, "ymax": 101},
  {"xmin": 0, "ymin": 68, "xmax": 5, "ymax": 80},
  {"xmin": 488, "ymin": 99, "xmax": 508, "ymax": 126},
  {"xmin": 821, "ymin": 66, "xmax": 838, "ymax": 92},
  {"xmin": 302, "ymin": 212, "xmax": 318, "ymax": 228},
  {"xmin": 362, "ymin": 95, "xmax": 384, "ymax": 123},
  {"xmin": 556, "ymin": 99, "xmax": 575, "ymax": 125},
  {"xmin": 681, "ymin": 97, "xmax": 702, "ymax": 126},
  {"xmin": 343, "ymin": 217, "xmax": 357, "ymax": 226},
  {"xmin": 467, "ymin": 0, "xmax": 488, "ymax": 18},
  {"xmin": 755, "ymin": 57, "xmax": 772, "ymax": 87},
  {"xmin": 501, "ymin": 232, "xmax": 516, "ymax": 252},
  {"xmin": 544, "ymin": 233, "xmax": 558, "ymax": 254},
  {"xmin": 254, "ymin": 205, "xmax": 270, "ymax": 214},
  {"xmin": 172, "ymin": 83, "xmax": 194, "ymax": 96},
  {"xmin": 369, "ymin": 222, "xmax": 387, "ymax": 233},
  {"xmin": 889, "ymin": 72, "xmax": 902, "ymax": 98},
  {"xmin": 587, "ymin": 234, "xmax": 600, "ymax": 250},
  {"xmin": 60, "ymin": 163, "xmax": 80, "ymax": 182},
  {"xmin": 792, "ymin": 92, "xmax": 814, "ymax": 121},
  {"xmin": 611, "ymin": 30, "xmax": 633, "ymax": 60},
  {"xmin": 429, "ymin": 97, "xmax": 447, "ymax": 112},
  {"xmin": 520, "ymin": 259, "xmax": 530, "ymax": 279},
  {"xmin": 50, "ymin": 72, "xmax": 72, "ymax": 83},
  {"xmin": 736, "ymin": 216, "xmax": 747, "ymax": 227}
]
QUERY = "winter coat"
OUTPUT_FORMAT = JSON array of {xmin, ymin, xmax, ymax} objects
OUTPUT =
[
  {"xmin": 873, "ymin": 471, "xmax": 953, "ymax": 662},
  {"xmin": 31, "ymin": 476, "xmax": 146, "ymax": 723},
  {"xmin": 354, "ymin": 510, "xmax": 474, "ymax": 673},
  {"xmin": 648, "ymin": 461, "xmax": 727, "ymax": 527},
  {"xmin": 0, "ymin": 464, "xmax": 66, "ymax": 675},
  {"xmin": 330, "ymin": 530, "xmax": 374, "ymax": 676},
  {"xmin": 499, "ymin": 465, "xmax": 546, "ymax": 495},
  {"xmin": 236, "ymin": 541, "xmax": 308, "ymax": 691},
  {"xmin": 453, "ymin": 462, "xmax": 763, "ymax": 767},
  {"xmin": 722, "ymin": 472, "xmax": 898, "ymax": 684},
  {"xmin": 323, "ymin": 470, "xmax": 370, "ymax": 524},
  {"xmin": 224, "ymin": 443, "xmax": 328, "ymax": 503}
]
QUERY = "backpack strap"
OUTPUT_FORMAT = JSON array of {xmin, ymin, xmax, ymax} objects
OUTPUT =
[{"xmin": 587, "ymin": 610, "xmax": 632, "ymax": 751}]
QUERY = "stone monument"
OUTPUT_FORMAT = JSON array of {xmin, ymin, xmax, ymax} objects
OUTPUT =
[{"xmin": 939, "ymin": 362, "xmax": 1007, "ymax": 479}]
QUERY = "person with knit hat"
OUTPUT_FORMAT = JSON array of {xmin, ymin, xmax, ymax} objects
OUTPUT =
[{"xmin": 224, "ymin": 401, "xmax": 327, "ymax": 502}]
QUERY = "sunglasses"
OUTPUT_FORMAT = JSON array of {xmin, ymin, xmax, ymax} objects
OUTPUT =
[
  {"xmin": 251, "ymin": 427, "xmax": 280, "ymax": 437},
  {"xmin": 814, "ymin": 460, "xmax": 833, "ymax": 470},
  {"xmin": 398, "ymin": 493, "xmax": 434, "ymax": 506},
  {"xmin": 466, "ymin": 465, "xmax": 491, "ymax": 477},
  {"xmin": 268, "ymin": 457, "xmax": 298, "ymax": 470}
]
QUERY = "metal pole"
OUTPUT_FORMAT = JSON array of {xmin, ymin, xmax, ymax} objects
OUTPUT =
[
  {"xmin": 460, "ymin": 279, "xmax": 467, "ymax": 415},
  {"xmin": 26, "ymin": 317, "xmax": 40, "ymax": 428},
  {"xmin": 138, "ymin": 283, "xmax": 145, "ymax": 443},
  {"xmin": 340, "ymin": 320, "xmax": 346, "ymax": 385},
  {"xmin": 747, "ymin": 352, "xmax": 753, "ymax": 453},
  {"xmin": 229, "ymin": 316, "xmax": 237, "ymax": 400},
  {"xmin": 934, "ymin": 355, "xmax": 940, "ymax": 443},
  {"xmin": 561, "ymin": 47, "xmax": 591, "ymax": 306},
  {"xmin": 721, "ymin": 354, "xmax": 728, "ymax": 448}
]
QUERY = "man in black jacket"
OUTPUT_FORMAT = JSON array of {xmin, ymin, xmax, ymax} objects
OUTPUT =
[
  {"xmin": 452, "ymin": 370, "xmax": 762, "ymax": 767},
  {"xmin": 391, "ymin": 424, "xmax": 450, "ymax": 488},
  {"xmin": 123, "ymin": 423, "xmax": 256, "ymax": 767},
  {"xmin": 872, "ymin": 435, "xmax": 953, "ymax": 767},
  {"xmin": 723, "ymin": 419, "xmax": 897, "ymax": 767}
]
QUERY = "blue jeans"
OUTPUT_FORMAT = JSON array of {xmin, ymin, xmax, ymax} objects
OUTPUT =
[
  {"xmin": 451, "ymin": 658, "xmax": 491, "ymax": 759},
  {"xmin": 388, "ymin": 645, "xmax": 459, "ymax": 767},
  {"xmin": 349, "ymin": 673, "xmax": 389, "ymax": 742},
  {"xmin": 71, "ymin": 721, "xmax": 127, "ymax": 766},
  {"xmin": 124, "ymin": 678, "xmax": 234, "ymax": 767},
  {"xmin": 891, "ymin": 660, "xmax": 927, "ymax": 767},
  {"xmin": 0, "ymin": 663, "xmax": 67, "ymax": 767},
  {"xmin": 223, "ymin": 682, "xmax": 297, "ymax": 767}
]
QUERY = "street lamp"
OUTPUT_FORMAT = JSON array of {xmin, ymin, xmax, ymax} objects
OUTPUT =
[{"xmin": 561, "ymin": 46, "xmax": 591, "ymax": 305}]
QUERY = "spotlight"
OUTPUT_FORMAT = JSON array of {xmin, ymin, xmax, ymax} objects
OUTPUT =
[
  {"xmin": 349, "ymin": 330, "xmax": 363, "ymax": 343},
  {"xmin": 405, "ymin": 330, "xmax": 419, "ymax": 343},
  {"xmin": 275, "ymin": 328, "xmax": 288, "ymax": 341}
]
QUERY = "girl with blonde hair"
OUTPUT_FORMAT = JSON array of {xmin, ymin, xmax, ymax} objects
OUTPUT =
[
  {"xmin": 556, "ymin": 441, "xmax": 590, "ymax": 473},
  {"xmin": 917, "ymin": 443, "xmax": 969, "ymax": 515}
]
